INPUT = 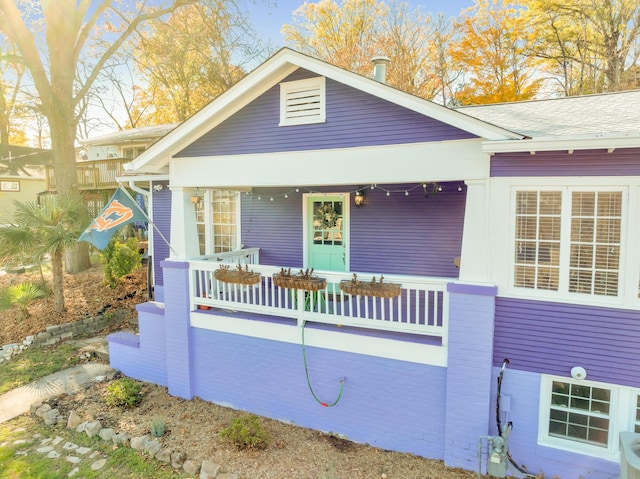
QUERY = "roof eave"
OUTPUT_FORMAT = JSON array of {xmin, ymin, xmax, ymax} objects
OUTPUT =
[{"xmin": 483, "ymin": 133, "xmax": 640, "ymax": 154}]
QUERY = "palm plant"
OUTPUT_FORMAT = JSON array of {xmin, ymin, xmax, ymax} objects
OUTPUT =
[
  {"xmin": 0, "ymin": 282, "xmax": 48, "ymax": 320},
  {"xmin": 0, "ymin": 194, "xmax": 88, "ymax": 313}
]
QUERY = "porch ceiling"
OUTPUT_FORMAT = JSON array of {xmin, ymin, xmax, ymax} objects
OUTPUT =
[{"xmin": 169, "ymin": 139, "xmax": 487, "ymax": 188}]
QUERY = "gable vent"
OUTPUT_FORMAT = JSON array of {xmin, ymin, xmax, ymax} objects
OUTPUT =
[{"xmin": 280, "ymin": 77, "xmax": 326, "ymax": 126}]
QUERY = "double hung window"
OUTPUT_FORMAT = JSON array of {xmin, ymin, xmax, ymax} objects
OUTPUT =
[{"xmin": 514, "ymin": 189, "xmax": 623, "ymax": 297}]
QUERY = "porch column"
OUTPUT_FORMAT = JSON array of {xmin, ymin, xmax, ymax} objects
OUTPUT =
[
  {"xmin": 444, "ymin": 283, "xmax": 497, "ymax": 470},
  {"xmin": 459, "ymin": 179, "xmax": 490, "ymax": 283},
  {"xmin": 169, "ymin": 186, "xmax": 200, "ymax": 259},
  {"xmin": 162, "ymin": 260, "xmax": 194, "ymax": 399}
]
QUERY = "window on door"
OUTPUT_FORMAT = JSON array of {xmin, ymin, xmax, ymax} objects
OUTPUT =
[{"xmin": 313, "ymin": 200, "xmax": 343, "ymax": 245}]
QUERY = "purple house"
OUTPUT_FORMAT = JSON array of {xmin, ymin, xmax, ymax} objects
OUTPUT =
[{"xmin": 108, "ymin": 49, "xmax": 640, "ymax": 478}]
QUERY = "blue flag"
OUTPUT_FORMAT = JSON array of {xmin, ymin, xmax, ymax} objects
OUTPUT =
[{"xmin": 79, "ymin": 187, "xmax": 149, "ymax": 250}]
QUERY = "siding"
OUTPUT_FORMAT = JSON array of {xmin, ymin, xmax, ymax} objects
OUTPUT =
[
  {"xmin": 491, "ymin": 148, "xmax": 640, "ymax": 177},
  {"xmin": 241, "ymin": 184, "xmax": 465, "ymax": 277},
  {"xmin": 152, "ymin": 183, "xmax": 171, "ymax": 288},
  {"xmin": 176, "ymin": 69, "xmax": 476, "ymax": 158},
  {"xmin": 493, "ymin": 297, "xmax": 640, "ymax": 388}
]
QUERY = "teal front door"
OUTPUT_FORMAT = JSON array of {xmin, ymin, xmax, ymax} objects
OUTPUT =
[{"xmin": 307, "ymin": 195, "xmax": 347, "ymax": 272}]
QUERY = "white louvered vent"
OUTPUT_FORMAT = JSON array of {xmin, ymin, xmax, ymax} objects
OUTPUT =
[{"xmin": 280, "ymin": 77, "xmax": 326, "ymax": 126}]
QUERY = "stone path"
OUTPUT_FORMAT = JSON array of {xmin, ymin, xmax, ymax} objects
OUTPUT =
[{"xmin": 4, "ymin": 428, "xmax": 109, "ymax": 477}]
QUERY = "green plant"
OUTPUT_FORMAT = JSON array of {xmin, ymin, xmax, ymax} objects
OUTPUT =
[
  {"xmin": 0, "ymin": 281, "xmax": 48, "ymax": 320},
  {"xmin": 219, "ymin": 414, "xmax": 270, "ymax": 450},
  {"xmin": 104, "ymin": 377, "xmax": 143, "ymax": 408},
  {"xmin": 101, "ymin": 237, "xmax": 142, "ymax": 288},
  {"xmin": 150, "ymin": 417, "xmax": 166, "ymax": 438}
]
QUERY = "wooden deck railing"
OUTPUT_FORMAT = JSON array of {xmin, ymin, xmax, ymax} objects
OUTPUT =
[
  {"xmin": 189, "ymin": 258, "xmax": 449, "ymax": 343},
  {"xmin": 45, "ymin": 158, "xmax": 127, "ymax": 191}
]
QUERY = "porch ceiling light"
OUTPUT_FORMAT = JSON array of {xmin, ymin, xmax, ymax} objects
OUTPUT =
[{"xmin": 354, "ymin": 190, "xmax": 364, "ymax": 207}]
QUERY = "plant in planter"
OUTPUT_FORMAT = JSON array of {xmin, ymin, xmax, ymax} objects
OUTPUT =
[
  {"xmin": 273, "ymin": 267, "xmax": 327, "ymax": 291},
  {"xmin": 214, "ymin": 263, "xmax": 261, "ymax": 285},
  {"xmin": 339, "ymin": 273, "xmax": 401, "ymax": 298}
]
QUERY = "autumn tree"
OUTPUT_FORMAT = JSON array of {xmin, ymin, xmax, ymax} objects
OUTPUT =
[
  {"xmin": 283, "ymin": 0, "xmax": 454, "ymax": 100},
  {"xmin": 0, "ymin": 37, "xmax": 27, "ymax": 144},
  {"xmin": 129, "ymin": 0, "xmax": 269, "ymax": 125},
  {"xmin": 0, "ymin": 0, "xmax": 198, "ymax": 274},
  {"xmin": 523, "ymin": 0, "xmax": 640, "ymax": 94},
  {"xmin": 450, "ymin": 0, "xmax": 541, "ymax": 105}
]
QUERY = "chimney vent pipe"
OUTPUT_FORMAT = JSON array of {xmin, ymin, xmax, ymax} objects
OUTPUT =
[{"xmin": 371, "ymin": 56, "xmax": 390, "ymax": 83}]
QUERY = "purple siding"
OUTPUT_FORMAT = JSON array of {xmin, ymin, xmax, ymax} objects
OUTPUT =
[
  {"xmin": 493, "ymin": 297, "xmax": 640, "ymax": 388},
  {"xmin": 491, "ymin": 148, "xmax": 640, "ymax": 177},
  {"xmin": 241, "ymin": 184, "xmax": 465, "ymax": 277},
  {"xmin": 151, "ymin": 183, "xmax": 171, "ymax": 292},
  {"xmin": 489, "ymin": 368, "xmax": 618, "ymax": 479},
  {"xmin": 176, "ymin": 69, "xmax": 476, "ymax": 158},
  {"xmin": 190, "ymin": 326, "xmax": 447, "ymax": 458}
]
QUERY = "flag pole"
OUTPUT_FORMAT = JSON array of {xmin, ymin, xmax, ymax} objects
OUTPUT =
[{"xmin": 118, "ymin": 186, "xmax": 177, "ymax": 256}]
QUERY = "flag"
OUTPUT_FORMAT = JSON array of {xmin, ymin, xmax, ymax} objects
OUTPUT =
[{"xmin": 79, "ymin": 187, "xmax": 150, "ymax": 250}]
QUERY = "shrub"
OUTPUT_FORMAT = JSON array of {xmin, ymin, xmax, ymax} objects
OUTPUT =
[
  {"xmin": 101, "ymin": 237, "xmax": 142, "ymax": 288},
  {"xmin": 219, "ymin": 414, "xmax": 270, "ymax": 450},
  {"xmin": 0, "ymin": 281, "xmax": 47, "ymax": 320},
  {"xmin": 104, "ymin": 377, "xmax": 143, "ymax": 408},
  {"xmin": 150, "ymin": 417, "xmax": 166, "ymax": 438}
]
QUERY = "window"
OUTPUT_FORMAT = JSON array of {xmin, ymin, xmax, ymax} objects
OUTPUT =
[
  {"xmin": 122, "ymin": 147, "xmax": 146, "ymax": 160},
  {"xmin": 514, "ymin": 189, "xmax": 623, "ymax": 297},
  {"xmin": 0, "ymin": 181, "xmax": 20, "ymax": 192},
  {"xmin": 280, "ymin": 77, "xmax": 326, "ymax": 126},
  {"xmin": 540, "ymin": 376, "xmax": 639, "ymax": 459},
  {"xmin": 548, "ymin": 380, "xmax": 611, "ymax": 447},
  {"xmin": 195, "ymin": 190, "xmax": 239, "ymax": 255}
]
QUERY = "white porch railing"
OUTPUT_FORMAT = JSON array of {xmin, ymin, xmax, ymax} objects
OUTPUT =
[
  {"xmin": 196, "ymin": 247, "xmax": 260, "ymax": 265},
  {"xmin": 190, "ymin": 258, "xmax": 450, "ymax": 343}
]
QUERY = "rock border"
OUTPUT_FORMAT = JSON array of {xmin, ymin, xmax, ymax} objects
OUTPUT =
[
  {"xmin": 0, "ymin": 308, "xmax": 130, "ymax": 365},
  {"xmin": 30, "ymin": 399, "xmax": 239, "ymax": 479}
]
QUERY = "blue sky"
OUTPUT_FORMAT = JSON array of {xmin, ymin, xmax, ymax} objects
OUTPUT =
[{"xmin": 250, "ymin": 0, "xmax": 476, "ymax": 46}]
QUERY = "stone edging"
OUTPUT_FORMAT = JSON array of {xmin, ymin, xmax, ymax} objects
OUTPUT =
[
  {"xmin": 0, "ymin": 309, "xmax": 130, "ymax": 365},
  {"xmin": 31, "ymin": 399, "xmax": 239, "ymax": 479}
]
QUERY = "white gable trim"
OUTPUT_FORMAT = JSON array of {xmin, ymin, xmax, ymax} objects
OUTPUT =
[{"xmin": 127, "ymin": 49, "xmax": 522, "ymax": 174}]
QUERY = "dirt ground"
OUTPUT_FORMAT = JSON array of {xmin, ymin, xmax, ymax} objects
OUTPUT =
[{"xmin": 1, "ymin": 265, "xmax": 481, "ymax": 479}]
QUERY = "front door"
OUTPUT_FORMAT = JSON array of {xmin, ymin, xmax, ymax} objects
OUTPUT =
[{"xmin": 307, "ymin": 195, "xmax": 347, "ymax": 272}]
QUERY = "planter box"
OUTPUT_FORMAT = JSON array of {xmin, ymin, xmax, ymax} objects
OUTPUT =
[
  {"xmin": 214, "ymin": 269, "xmax": 261, "ymax": 285},
  {"xmin": 273, "ymin": 274, "xmax": 327, "ymax": 292},
  {"xmin": 339, "ymin": 280, "xmax": 401, "ymax": 298}
]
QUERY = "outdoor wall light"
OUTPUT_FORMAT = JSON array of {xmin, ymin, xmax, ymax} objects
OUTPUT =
[
  {"xmin": 354, "ymin": 190, "xmax": 364, "ymax": 207},
  {"xmin": 152, "ymin": 184, "xmax": 163, "ymax": 192}
]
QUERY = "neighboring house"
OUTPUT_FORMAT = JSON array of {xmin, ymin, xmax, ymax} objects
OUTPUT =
[
  {"xmin": 0, "ymin": 144, "xmax": 50, "ymax": 225},
  {"xmin": 45, "ymin": 124, "xmax": 176, "ymax": 217},
  {"xmin": 107, "ymin": 48, "xmax": 640, "ymax": 479}
]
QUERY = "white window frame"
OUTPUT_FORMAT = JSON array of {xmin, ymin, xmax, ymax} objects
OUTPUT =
[
  {"xmin": 279, "ymin": 77, "xmax": 326, "ymax": 127},
  {"xmin": 538, "ymin": 375, "xmax": 638, "ymax": 461},
  {"xmin": 195, "ymin": 189, "xmax": 241, "ymax": 255},
  {"xmin": 510, "ymin": 186, "xmax": 627, "ymax": 305}
]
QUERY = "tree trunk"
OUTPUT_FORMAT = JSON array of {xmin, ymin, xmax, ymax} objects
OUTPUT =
[
  {"xmin": 46, "ymin": 95, "xmax": 92, "ymax": 274},
  {"xmin": 65, "ymin": 242, "xmax": 92, "ymax": 274},
  {"xmin": 51, "ymin": 250, "xmax": 65, "ymax": 313}
]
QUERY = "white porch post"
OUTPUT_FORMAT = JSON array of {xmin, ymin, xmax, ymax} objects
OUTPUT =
[
  {"xmin": 169, "ymin": 186, "xmax": 200, "ymax": 259},
  {"xmin": 459, "ymin": 179, "xmax": 491, "ymax": 283}
]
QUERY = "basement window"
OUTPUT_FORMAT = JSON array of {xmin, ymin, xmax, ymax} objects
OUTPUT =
[{"xmin": 280, "ymin": 77, "xmax": 326, "ymax": 126}]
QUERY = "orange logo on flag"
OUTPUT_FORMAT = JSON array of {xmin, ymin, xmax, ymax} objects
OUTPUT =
[{"xmin": 89, "ymin": 200, "xmax": 135, "ymax": 232}]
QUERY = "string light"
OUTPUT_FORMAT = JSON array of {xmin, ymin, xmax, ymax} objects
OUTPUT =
[{"xmin": 243, "ymin": 182, "xmax": 462, "ymax": 202}]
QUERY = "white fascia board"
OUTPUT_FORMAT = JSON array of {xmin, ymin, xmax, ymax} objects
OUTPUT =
[
  {"xmin": 115, "ymin": 174, "xmax": 170, "ymax": 183},
  {"xmin": 483, "ymin": 134, "xmax": 640, "ymax": 154},
  {"xmin": 169, "ymin": 139, "xmax": 487, "ymax": 188}
]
